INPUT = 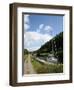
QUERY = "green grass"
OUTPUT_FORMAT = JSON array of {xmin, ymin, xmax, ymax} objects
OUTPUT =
[{"xmin": 31, "ymin": 59, "xmax": 63, "ymax": 74}]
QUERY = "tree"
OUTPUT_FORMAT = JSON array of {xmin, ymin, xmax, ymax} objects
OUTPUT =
[{"xmin": 24, "ymin": 49, "xmax": 29, "ymax": 54}]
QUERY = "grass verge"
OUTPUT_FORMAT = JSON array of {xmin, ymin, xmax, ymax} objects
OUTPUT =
[{"xmin": 31, "ymin": 59, "xmax": 63, "ymax": 74}]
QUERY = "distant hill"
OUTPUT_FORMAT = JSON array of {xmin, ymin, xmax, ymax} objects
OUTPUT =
[{"xmin": 34, "ymin": 32, "xmax": 63, "ymax": 63}]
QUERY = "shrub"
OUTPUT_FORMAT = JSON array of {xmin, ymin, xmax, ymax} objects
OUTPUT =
[{"xmin": 55, "ymin": 51, "xmax": 63, "ymax": 63}]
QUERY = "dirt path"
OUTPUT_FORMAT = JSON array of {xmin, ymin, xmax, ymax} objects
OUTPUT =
[{"xmin": 24, "ymin": 54, "xmax": 36, "ymax": 74}]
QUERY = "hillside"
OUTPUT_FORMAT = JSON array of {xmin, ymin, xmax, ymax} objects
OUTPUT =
[{"xmin": 34, "ymin": 32, "xmax": 63, "ymax": 63}]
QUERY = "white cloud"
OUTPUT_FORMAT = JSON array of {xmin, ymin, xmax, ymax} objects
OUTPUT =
[
  {"xmin": 36, "ymin": 24, "xmax": 53, "ymax": 34},
  {"xmin": 39, "ymin": 24, "xmax": 44, "ymax": 29},
  {"xmin": 24, "ymin": 24, "xmax": 30, "ymax": 30},
  {"xmin": 24, "ymin": 16, "xmax": 53, "ymax": 51},
  {"xmin": 37, "ymin": 24, "xmax": 44, "ymax": 33},
  {"xmin": 44, "ymin": 25, "xmax": 52, "ymax": 31},
  {"xmin": 24, "ymin": 31, "xmax": 52, "ymax": 51},
  {"xmin": 26, "ymin": 46, "xmax": 41, "ymax": 52},
  {"xmin": 24, "ymin": 15, "xmax": 30, "ymax": 23},
  {"xmin": 24, "ymin": 15, "xmax": 30, "ymax": 31}
]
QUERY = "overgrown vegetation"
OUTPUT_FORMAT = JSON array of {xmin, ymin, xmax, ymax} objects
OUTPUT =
[{"xmin": 32, "ymin": 59, "xmax": 63, "ymax": 74}]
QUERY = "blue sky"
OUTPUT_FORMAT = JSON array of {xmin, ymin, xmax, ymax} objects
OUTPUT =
[{"xmin": 24, "ymin": 14, "xmax": 63, "ymax": 51}]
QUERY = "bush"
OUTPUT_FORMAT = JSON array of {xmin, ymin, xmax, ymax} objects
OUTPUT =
[{"xmin": 55, "ymin": 51, "xmax": 63, "ymax": 63}]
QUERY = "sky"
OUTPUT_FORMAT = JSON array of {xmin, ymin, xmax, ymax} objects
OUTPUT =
[{"xmin": 24, "ymin": 14, "xmax": 63, "ymax": 52}]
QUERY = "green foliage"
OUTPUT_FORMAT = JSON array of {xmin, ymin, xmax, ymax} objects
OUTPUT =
[
  {"xmin": 32, "ymin": 59, "xmax": 63, "ymax": 74},
  {"xmin": 24, "ymin": 49, "xmax": 29, "ymax": 54},
  {"xmin": 35, "ymin": 32, "xmax": 63, "ymax": 63}
]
